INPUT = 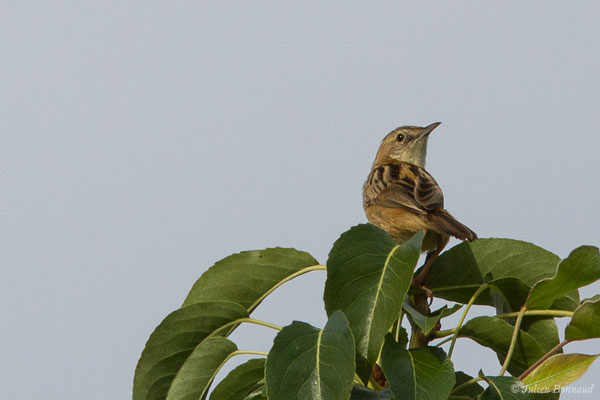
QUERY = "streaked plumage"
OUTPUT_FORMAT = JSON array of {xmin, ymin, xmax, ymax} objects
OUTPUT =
[{"xmin": 362, "ymin": 123, "xmax": 476, "ymax": 283}]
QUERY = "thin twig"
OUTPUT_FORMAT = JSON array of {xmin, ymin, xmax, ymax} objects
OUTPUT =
[{"xmin": 518, "ymin": 339, "xmax": 571, "ymax": 381}]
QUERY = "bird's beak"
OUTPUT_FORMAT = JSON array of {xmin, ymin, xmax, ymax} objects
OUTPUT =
[{"xmin": 418, "ymin": 122, "xmax": 441, "ymax": 139}]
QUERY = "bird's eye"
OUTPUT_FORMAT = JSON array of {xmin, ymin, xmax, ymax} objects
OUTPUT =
[{"xmin": 396, "ymin": 133, "xmax": 405, "ymax": 142}]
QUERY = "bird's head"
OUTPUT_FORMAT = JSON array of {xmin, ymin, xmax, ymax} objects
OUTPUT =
[{"xmin": 372, "ymin": 122, "xmax": 441, "ymax": 168}]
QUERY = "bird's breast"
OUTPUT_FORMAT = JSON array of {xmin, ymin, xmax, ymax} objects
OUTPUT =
[{"xmin": 364, "ymin": 205, "xmax": 442, "ymax": 251}]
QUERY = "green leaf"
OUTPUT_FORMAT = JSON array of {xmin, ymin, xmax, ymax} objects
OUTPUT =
[
  {"xmin": 479, "ymin": 375, "xmax": 533, "ymax": 400},
  {"xmin": 242, "ymin": 392, "xmax": 267, "ymax": 400},
  {"xmin": 488, "ymin": 277, "xmax": 533, "ymax": 314},
  {"xmin": 324, "ymin": 224, "xmax": 422, "ymax": 382},
  {"xmin": 452, "ymin": 371, "xmax": 484, "ymax": 398},
  {"xmin": 380, "ymin": 335, "xmax": 455, "ymax": 400},
  {"xmin": 133, "ymin": 302, "xmax": 248, "ymax": 400},
  {"xmin": 395, "ymin": 325, "xmax": 409, "ymax": 348},
  {"xmin": 432, "ymin": 239, "xmax": 558, "ymax": 286},
  {"xmin": 530, "ymin": 390, "xmax": 559, "ymax": 400},
  {"xmin": 429, "ymin": 239, "xmax": 579, "ymax": 310},
  {"xmin": 403, "ymin": 300, "xmax": 462, "ymax": 335},
  {"xmin": 350, "ymin": 386, "xmax": 392, "ymax": 399},
  {"xmin": 182, "ymin": 248, "xmax": 319, "ymax": 311},
  {"xmin": 210, "ymin": 358, "xmax": 265, "ymax": 400},
  {"xmin": 526, "ymin": 246, "xmax": 600, "ymax": 309},
  {"xmin": 265, "ymin": 311, "xmax": 355, "ymax": 400},
  {"xmin": 458, "ymin": 316, "xmax": 546, "ymax": 376},
  {"xmin": 522, "ymin": 353, "xmax": 599, "ymax": 390},
  {"xmin": 240, "ymin": 384, "xmax": 267, "ymax": 400},
  {"xmin": 243, "ymin": 393, "xmax": 266, "ymax": 400},
  {"xmin": 565, "ymin": 295, "xmax": 600, "ymax": 340},
  {"xmin": 166, "ymin": 337, "xmax": 238, "ymax": 400},
  {"xmin": 433, "ymin": 303, "xmax": 463, "ymax": 318},
  {"xmin": 581, "ymin": 293, "xmax": 600, "ymax": 303},
  {"xmin": 521, "ymin": 318, "xmax": 561, "ymax": 355}
]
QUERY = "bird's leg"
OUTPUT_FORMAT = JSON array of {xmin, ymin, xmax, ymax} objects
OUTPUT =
[
  {"xmin": 410, "ymin": 237, "xmax": 448, "ymax": 346},
  {"xmin": 408, "ymin": 252, "xmax": 434, "ymax": 346},
  {"xmin": 412, "ymin": 247, "xmax": 441, "ymax": 286},
  {"xmin": 370, "ymin": 363, "xmax": 387, "ymax": 388}
]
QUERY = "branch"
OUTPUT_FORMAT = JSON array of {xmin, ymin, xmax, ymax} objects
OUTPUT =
[{"xmin": 518, "ymin": 339, "xmax": 571, "ymax": 381}]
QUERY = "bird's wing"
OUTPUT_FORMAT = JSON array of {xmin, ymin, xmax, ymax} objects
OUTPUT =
[{"xmin": 363, "ymin": 162, "xmax": 444, "ymax": 213}]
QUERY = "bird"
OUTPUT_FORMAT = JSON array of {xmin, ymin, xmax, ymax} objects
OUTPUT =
[{"xmin": 362, "ymin": 122, "xmax": 477, "ymax": 285}]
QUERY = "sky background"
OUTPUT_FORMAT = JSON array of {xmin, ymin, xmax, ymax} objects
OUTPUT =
[{"xmin": 1, "ymin": 2, "xmax": 599, "ymax": 399}]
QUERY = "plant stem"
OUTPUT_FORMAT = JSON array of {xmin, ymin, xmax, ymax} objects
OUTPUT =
[
  {"xmin": 233, "ymin": 350, "xmax": 269, "ymax": 357},
  {"xmin": 447, "ymin": 284, "xmax": 489, "ymax": 359},
  {"xmin": 219, "ymin": 317, "xmax": 283, "ymax": 333},
  {"xmin": 394, "ymin": 310, "xmax": 404, "ymax": 342},
  {"xmin": 434, "ymin": 336, "xmax": 454, "ymax": 347},
  {"xmin": 407, "ymin": 312, "xmax": 421, "ymax": 348},
  {"xmin": 248, "ymin": 264, "xmax": 327, "ymax": 313},
  {"xmin": 434, "ymin": 328, "xmax": 456, "ymax": 338},
  {"xmin": 240, "ymin": 317, "xmax": 283, "ymax": 331},
  {"xmin": 496, "ymin": 309, "xmax": 573, "ymax": 319},
  {"xmin": 499, "ymin": 306, "xmax": 526, "ymax": 376},
  {"xmin": 449, "ymin": 376, "xmax": 484, "ymax": 396},
  {"xmin": 518, "ymin": 339, "xmax": 571, "ymax": 381}
]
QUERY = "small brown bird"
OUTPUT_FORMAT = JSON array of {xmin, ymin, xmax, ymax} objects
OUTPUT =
[{"xmin": 363, "ymin": 122, "xmax": 477, "ymax": 284}]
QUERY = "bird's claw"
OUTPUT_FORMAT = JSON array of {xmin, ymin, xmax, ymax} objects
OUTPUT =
[{"xmin": 411, "ymin": 281, "xmax": 433, "ymax": 300}]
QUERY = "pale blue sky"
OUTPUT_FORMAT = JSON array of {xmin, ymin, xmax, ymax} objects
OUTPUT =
[{"xmin": 1, "ymin": 2, "xmax": 599, "ymax": 399}]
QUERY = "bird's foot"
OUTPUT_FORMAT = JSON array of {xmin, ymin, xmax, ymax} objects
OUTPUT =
[{"xmin": 411, "ymin": 281, "xmax": 433, "ymax": 301}]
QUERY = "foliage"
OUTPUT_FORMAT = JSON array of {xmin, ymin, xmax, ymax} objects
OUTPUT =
[{"xmin": 133, "ymin": 224, "xmax": 600, "ymax": 399}]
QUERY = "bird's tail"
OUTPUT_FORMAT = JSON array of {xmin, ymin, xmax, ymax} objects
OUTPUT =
[{"xmin": 431, "ymin": 209, "xmax": 477, "ymax": 242}]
